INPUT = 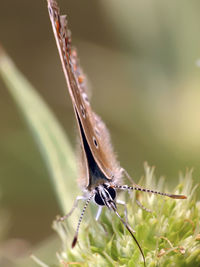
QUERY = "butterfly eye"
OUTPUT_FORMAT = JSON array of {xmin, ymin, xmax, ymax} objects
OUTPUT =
[
  {"xmin": 93, "ymin": 136, "xmax": 98, "ymax": 148},
  {"xmin": 107, "ymin": 186, "xmax": 116, "ymax": 201},
  {"xmin": 94, "ymin": 192, "xmax": 105, "ymax": 206}
]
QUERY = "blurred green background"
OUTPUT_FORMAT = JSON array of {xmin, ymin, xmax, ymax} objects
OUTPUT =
[{"xmin": 0, "ymin": 0, "xmax": 200, "ymax": 263}]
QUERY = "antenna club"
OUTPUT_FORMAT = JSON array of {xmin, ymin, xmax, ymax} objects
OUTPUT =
[
  {"xmin": 169, "ymin": 194, "xmax": 187, "ymax": 199},
  {"xmin": 72, "ymin": 235, "xmax": 78, "ymax": 248}
]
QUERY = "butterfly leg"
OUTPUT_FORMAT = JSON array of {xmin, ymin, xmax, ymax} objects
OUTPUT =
[
  {"xmin": 95, "ymin": 206, "xmax": 103, "ymax": 221},
  {"xmin": 136, "ymin": 199, "xmax": 152, "ymax": 213},
  {"xmin": 121, "ymin": 168, "xmax": 152, "ymax": 212},
  {"xmin": 116, "ymin": 199, "xmax": 128, "ymax": 224},
  {"xmin": 120, "ymin": 167, "xmax": 139, "ymax": 187},
  {"xmin": 58, "ymin": 196, "xmax": 87, "ymax": 221},
  {"xmin": 116, "ymin": 199, "xmax": 136, "ymax": 233}
]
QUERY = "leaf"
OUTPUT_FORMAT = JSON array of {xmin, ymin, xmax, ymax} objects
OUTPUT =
[{"xmin": 0, "ymin": 46, "xmax": 78, "ymax": 214}]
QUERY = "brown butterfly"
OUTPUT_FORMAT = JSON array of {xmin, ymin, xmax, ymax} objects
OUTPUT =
[{"xmin": 47, "ymin": 0, "xmax": 187, "ymax": 265}]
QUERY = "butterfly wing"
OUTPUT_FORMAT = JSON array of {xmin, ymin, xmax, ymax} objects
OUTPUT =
[{"xmin": 47, "ymin": 0, "xmax": 122, "ymax": 187}]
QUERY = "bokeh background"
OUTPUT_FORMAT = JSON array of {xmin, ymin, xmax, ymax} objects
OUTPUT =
[{"xmin": 0, "ymin": 0, "xmax": 200, "ymax": 264}]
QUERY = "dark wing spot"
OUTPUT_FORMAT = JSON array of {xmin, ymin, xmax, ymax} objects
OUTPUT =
[
  {"xmin": 82, "ymin": 92, "xmax": 89, "ymax": 105},
  {"xmin": 94, "ymin": 127, "xmax": 100, "ymax": 137},
  {"xmin": 48, "ymin": 7, "xmax": 53, "ymax": 16},
  {"xmin": 93, "ymin": 136, "xmax": 98, "ymax": 148},
  {"xmin": 80, "ymin": 104, "xmax": 86, "ymax": 118}
]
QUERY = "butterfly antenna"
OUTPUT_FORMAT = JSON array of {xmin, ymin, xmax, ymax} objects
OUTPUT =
[
  {"xmin": 115, "ymin": 185, "xmax": 187, "ymax": 199},
  {"xmin": 120, "ymin": 169, "xmax": 186, "ymax": 199},
  {"xmin": 110, "ymin": 202, "xmax": 146, "ymax": 266},
  {"xmin": 72, "ymin": 194, "xmax": 93, "ymax": 248}
]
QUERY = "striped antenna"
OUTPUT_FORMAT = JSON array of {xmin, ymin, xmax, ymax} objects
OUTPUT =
[
  {"xmin": 71, "ymin": 194, "xmax": 93, "ymax": 248},
  {"xmin": 114, "ymin": 185, "xmax": 187, "ymax": 199}
]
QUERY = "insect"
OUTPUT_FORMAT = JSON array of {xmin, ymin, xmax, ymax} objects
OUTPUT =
[{"xmin": 47, "ymin": 0, "xmax": 187, "ymax": 265}]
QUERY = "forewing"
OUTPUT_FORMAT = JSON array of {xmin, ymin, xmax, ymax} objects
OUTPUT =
[{"xmin": 47, "ymin": 0, "xmax": 121, "ymax": 184}]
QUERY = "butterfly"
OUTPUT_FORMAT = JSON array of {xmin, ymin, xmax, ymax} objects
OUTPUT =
[{"xmin": 47, "ymin": 0, "xmax": 187, "ymax": 265}]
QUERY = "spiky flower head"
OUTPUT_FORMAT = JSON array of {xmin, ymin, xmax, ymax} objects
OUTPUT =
[{"xmin": 51, "ymin": 165, "xmax": 200, "ymax": 267}]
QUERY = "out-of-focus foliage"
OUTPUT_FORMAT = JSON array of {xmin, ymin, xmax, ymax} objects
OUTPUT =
[
  {"xmin": 0, "ymin": 47, "xmax": 77, "ymax": 214},
  {"xmin": 0, "ymin": 47, "xmax": 77, "ymax": 266}
]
